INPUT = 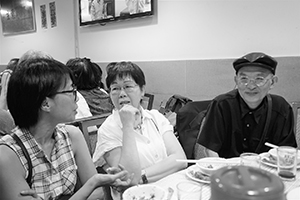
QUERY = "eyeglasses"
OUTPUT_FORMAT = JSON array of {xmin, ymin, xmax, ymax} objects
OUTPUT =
[
  {"xmin": 110, "ymin": 83, "xmax": 138, "ymax": 95},
  {"xmin": 53, "ymin": 87, "xmax": 77, "ymax": 101},
  {"xmin": 237, "ymin": 75, "xmax": 273, "ymax": 87}
]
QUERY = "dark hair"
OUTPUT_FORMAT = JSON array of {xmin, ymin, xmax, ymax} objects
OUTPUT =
[
  {"xmin": 92, "ymin": 62, "xmax": 105, "ymax": 89},
  {"xmin": 7, "ymin": 58, "xmax": 74, "ymax": 129},
  {"xmin": 106, "ymin": 62, "xmax": 116, "ymax": 73},
  {"xmin": 6, "ymin": 58, "xmax": 19, "ymax": 71},
  {"xmin": 66, "ymin": 58, "xmax": 103, "ymax": 90},
  {"xmin": 106, "ymin": 61, "xmax": 146, "ymax": 90}
]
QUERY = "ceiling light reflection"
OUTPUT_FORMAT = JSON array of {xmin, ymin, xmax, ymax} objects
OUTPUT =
[
  {"xmin": 0, "ymin": 9, "xmax": 10, "ymax": 16},
  {"xmin": 21, "ymin": 0, "xmax": 33, "ymax": 8}
]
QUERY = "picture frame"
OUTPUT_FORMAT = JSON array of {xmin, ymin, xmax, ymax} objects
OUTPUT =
[{"xmin": 0, "ymin": 0, "xmax": 36, "ymax": 36}]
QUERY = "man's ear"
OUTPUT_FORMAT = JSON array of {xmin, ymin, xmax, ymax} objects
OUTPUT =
[
  {"xmin": 234, "ymin": 76, "xmax": 238, "ymax": 86},
  {"xmin": 270, "ymin": 76, "xmax": 278, "ymax": 89},
  {"xmin": 41, "ymin": 98, "xmax": 51, "ymax": 112}
]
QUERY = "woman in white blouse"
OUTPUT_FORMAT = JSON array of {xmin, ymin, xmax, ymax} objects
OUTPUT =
[{"xmin": 93, "ymin": 61, "xmax": 187, "ymax": 199}]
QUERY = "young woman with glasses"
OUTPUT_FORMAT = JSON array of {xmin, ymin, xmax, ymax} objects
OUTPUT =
[{"xmin": 0, "ymin": 58, "xmax": 131, "ymax": 200}]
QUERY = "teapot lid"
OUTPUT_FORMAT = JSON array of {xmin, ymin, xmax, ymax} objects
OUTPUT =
[{"xmin": 210, "ymin": 166, "xmax": 284, "ymax": 200}]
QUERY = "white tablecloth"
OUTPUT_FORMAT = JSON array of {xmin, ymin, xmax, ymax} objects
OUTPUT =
[{"xmin": 154, "ymin": 160, "xmax": 300, "ymax": 200}]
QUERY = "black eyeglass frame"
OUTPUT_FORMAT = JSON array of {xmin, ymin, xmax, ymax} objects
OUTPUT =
[{"xmin": 52, "ymin": 87, "xmax": 78, "ymax": 101}]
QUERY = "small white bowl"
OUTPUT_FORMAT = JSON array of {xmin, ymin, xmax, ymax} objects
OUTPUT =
[
  {"xmin": 122, "ymin": 184, "xmax": 166, "ymax": 200},
  {"xmin": 196, "ymin": 157, "xmax": 227, "ymax": 176}
]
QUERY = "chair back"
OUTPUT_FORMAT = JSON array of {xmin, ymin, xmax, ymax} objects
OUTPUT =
[
  {"xmin": 67, "ymin": 113, "xmax": 110, "ymax": 155},
  {"xmin": 142, "ymin": 93, "xmax": 154, "ymax": 110},
  {"xmin": 291, "ymin": 101, "xmax": 300, "ymax": 149},
  {"xmin": 67, "ymin": 113, "xmax": 112, "ymax": 200},
  {"xmin": 176, "ymin": 100, "xmax": 212, "ymax": 160}
]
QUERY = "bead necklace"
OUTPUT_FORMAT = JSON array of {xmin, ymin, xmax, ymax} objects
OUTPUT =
[{"xmin": 134, "ymin": 116, "xmax": 143, "ymax": 131}]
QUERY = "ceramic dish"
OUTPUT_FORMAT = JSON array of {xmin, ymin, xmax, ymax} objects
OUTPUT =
[
  {"xmin": 260, "ymin": 152, "xmax": 300, "ymax": 169},
  {"xmin": 268, "ymin": 148, "xmax": 300, "ymax": 161},
  {"xmin": 186, "ymin": 165, "xmax": 210, "ymax": 184},
  {"xmin": 260, "ymin": 152, "xmax": 277, "ymax": 168},
  {"xmin": 122, "ymin": 184, "xmax": 166, "ymax": 200},
  {"xmin": 196, "ymin": 157, "xmax": 227, "ymax": 176}
]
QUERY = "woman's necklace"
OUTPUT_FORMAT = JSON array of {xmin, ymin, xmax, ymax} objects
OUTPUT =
[{"xmin": 134, "ymin": 115, "xmax": 143, "ymax": 132}]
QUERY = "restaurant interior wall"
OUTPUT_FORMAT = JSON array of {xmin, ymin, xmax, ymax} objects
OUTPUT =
[
  {"xmin": 0, "ymin": 0, "xmax": 299, "ymax": 108},
  {"xmin": 0, "ymin": 0, "xmax": 76, "ymax": 63}
]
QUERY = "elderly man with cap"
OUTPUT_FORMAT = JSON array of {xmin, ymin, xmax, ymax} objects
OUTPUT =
[{"xmin": 197, "ymin": 52, "xmax": 297, "ymax": 158}]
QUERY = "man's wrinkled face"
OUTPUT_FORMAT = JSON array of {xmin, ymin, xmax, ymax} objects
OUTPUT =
[{"xmin": 234, "ymin": 66, "xmax": 277, "ymax": 109}]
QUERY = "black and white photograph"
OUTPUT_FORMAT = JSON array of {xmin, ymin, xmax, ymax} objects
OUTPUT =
[
  {"xmin": 40, "ymin": 4, "xmax": 47, "ymax": 29},
  {"xmin": 49, "ymin": 1, "xmax": 57, "ymax": 28},
  {"xmin": 0, "ymin": 0, "xmax": 36, "ymax": 35}
]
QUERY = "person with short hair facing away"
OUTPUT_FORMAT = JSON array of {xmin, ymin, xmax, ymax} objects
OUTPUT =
[
  {"xmin": 92, "ymin": 61, "xmax": 187, "ymax": 199},
  {"xmin": 17, "ymin": 50, "xmax": 53, "ymax": 65},
  {"xmin": 18, "ymin": 49, "xmax": 94, "ymax": 121},
  {"xmin": 66, "ymin": 58, "xmax": 113, "ymax": 116},
  {"xmin": 197, "ymin": 52, "xmax": 297, "ymax": 158},
  {"xmin": 0, "ymin": 58, "xmax": 131, "ymax": 200}
]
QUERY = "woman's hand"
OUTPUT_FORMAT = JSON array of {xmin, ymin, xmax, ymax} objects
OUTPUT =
[
  {"xmin": 119, "ymin": 104, "xmax": 141, "ymax": 129},
  {"xmin": 103, "ymin": 165, "xmax": 132, "ymax": 186},
  {"xmin": 106, "ymin": 165, "xmax": 133, "ymax": 187},
  {"xmin": 20, "ymin": 189, "xmax": 43, "ymax": 200},
  {"xmin": 104, "ymin": 165, "xmax": 133, "ymax": 193}
]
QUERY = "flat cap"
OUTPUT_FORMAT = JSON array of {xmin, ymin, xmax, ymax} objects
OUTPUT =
[{"xmin": 233, "ymin": 52, "xmax": 277, "ymax": 74}]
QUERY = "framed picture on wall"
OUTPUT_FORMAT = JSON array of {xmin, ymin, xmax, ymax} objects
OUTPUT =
[{"xmin": 0, "ymin": 0, "xmax": 36, "ymax": 36}]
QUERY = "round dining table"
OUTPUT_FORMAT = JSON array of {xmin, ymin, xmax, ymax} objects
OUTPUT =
[{"xmin": 154, "ymin": 157, "xmax": 300, "ymax": 200}]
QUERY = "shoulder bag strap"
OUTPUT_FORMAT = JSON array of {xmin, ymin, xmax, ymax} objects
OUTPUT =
[
  {"xmin": 255, "ymin": 94, "xmax": 272, "ymax": 153},
  {"xmin": 12, "ymin": 134, "xmax": 33, "ymax": 188}
]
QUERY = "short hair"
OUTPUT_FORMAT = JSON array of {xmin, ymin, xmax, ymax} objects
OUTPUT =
[
  {"xmin": 106, "ymin": 62, "xmax": 117, "ymax": 73},
  {"xmin": 66, "ymin": 58, "xmax": 103, "ymax": 90},
  {"xmin": 106, "ymin": 61, "xmax": 146, "ymax": 89},
  {"xmin": 7, "ymin": 58, "xmax": 74, "ymax": 129},
  {"xmin": 92, "ymin": 62, "xmax": 105, "ymax": 89},
  {"xmin": 18, "ymin": 50, "xmax": 53, "ymax": 65}
]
